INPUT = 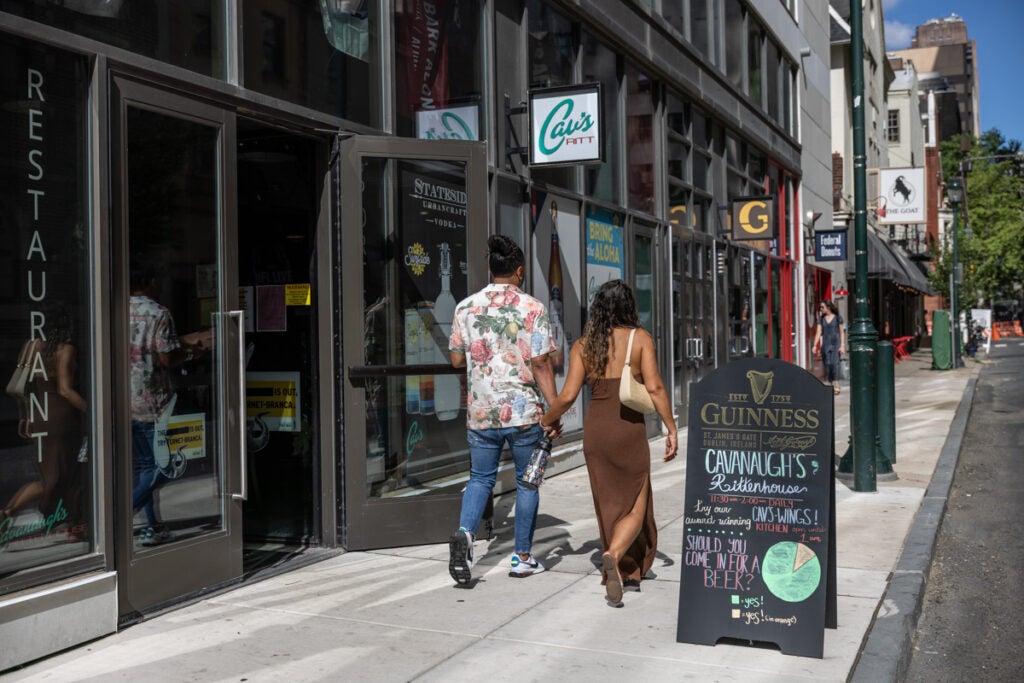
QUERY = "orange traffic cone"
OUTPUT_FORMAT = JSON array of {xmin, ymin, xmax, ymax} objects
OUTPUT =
[{"xmin": 992, "ymin": 325, "xmax": 1001, "ymax": 340}]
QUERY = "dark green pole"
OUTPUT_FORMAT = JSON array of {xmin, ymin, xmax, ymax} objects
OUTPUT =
[
  {"xmin": 950, "ymin": 193, "xmax": 962, "ymax": 368},
  {"xmin": 848, "ymin": 0, "xmax": 878, "ymax": 492}
]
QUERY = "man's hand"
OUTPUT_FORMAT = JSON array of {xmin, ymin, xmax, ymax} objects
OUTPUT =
[{"xmin": 541, "ymin": 420, "xmax": 563, "ymax": 440}]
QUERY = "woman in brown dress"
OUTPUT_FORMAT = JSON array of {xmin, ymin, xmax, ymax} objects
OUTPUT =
[{"xmin": 542, "ymin": 280, "xmax": 677, "ymax": 607}]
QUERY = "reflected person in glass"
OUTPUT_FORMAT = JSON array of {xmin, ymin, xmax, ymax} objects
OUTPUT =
[{"xmin": 129, "ymin": 260, "xmax": 206, "ymax": 547}]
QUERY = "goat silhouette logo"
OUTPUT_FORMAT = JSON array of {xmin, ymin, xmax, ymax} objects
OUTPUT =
[{"xmin": 888, "ymin": 175, "xmax": 917, "ymax": 206}]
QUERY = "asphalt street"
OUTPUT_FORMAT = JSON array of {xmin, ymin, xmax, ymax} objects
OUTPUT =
[{"xmin": 905, "ymin": 337, "xmax": 1024, "ymax": 682}]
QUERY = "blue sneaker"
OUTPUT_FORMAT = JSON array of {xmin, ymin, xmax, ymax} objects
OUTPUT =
[
  {"xmin": 508, "ymin": 553, "xmax": 545, "ymax": 578},
  {"xmin": 448, "ymin": 529, "xmax": 474, "ymax": 585}
]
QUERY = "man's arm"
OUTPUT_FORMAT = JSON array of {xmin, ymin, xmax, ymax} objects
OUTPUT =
[
  {"xmin": 450, "ymin": 350, "xmax": 466, "ymax": 368},
  {"xmin": 530, "ymin": 353, "xmax": 558, "ymax": 408}
]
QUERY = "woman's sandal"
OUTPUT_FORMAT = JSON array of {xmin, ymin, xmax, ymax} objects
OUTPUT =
[
  {"xmin": 602, "ymin": 554, "xmax": 624, "ymax": 608},
  {"xmin": 834, "ymin": 386, "xmax": 841, "ymax": 395}
]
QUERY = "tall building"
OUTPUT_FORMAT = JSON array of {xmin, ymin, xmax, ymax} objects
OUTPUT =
[{"xmin": 888, "ymin": 14, "xmax": 980, "ymax": 141}]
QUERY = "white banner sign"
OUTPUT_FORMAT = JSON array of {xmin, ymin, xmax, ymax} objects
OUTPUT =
[
  {"xmin": 878, "ymin": 167, "xmax": 926, "ymax": 224},
  {"xmin": 416, "ymin": 105, "xmax": 479, "ymax": 141},
  {"xmin": 529, "ymin": 85, "xmax": 602, "ymax": 166}
]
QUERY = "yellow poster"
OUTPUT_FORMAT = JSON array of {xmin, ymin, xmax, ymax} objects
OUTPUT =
[
  {"xmin": 156, "ymin": 413, "xmax": 206, "ymax": 462},
  {"xmin": 285, "ymin": 283, "xmax": 311, "ymax": 306},
  {"xmin": 245, "ymin": 371, "xmax": 301, "ymax": 432}
]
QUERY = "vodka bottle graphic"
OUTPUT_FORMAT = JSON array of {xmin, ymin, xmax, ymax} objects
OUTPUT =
[
  {"xmin": 433, "ymin": 243, "xmax": 461, "ymax": 420},
  {"xmin": 548, "ymin": 201, "xmax": 565, "ymax": 374}
]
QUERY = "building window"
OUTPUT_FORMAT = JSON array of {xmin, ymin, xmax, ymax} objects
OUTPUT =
[
  {"xmin": 724, "ymin": 0, "xmax": 745, "ymax": 90},
  {"xmin": 394, "ymin": 0, "xmax": 485, "ymax": 139},
  {"xmin": 581, "ymin": 31, "xmax": 621, "ymax": 204},
  {"xmin": 666, "ymin": 90, "xmax": 691, "ymax": 224},
  {"xmin": 528, "ymin": 0, "xmax": 578, "ymax": 190},
  {"xmin": 626, "ymin": 63, "xmax": 655, "ymax": 215},
  {"xmin": 887, "ymin": 109, "xmax": 901, "ymax": 143},
  {"xmin": 1, "ymin": 35, "xmax": 95, "ymax": 589},
  {"xmin": 243, "ymin": 1, "xmax": 381, "ymax": 127},
  {"xmin": 748, "ymin": 21, "xmax": 764, "ymax": 108},
  {"xmin": 1, "ymin": 0, "xmax": 226, "ymax": 79}
]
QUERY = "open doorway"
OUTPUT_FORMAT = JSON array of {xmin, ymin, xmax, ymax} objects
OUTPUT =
[{"xmin": 236, "ymin": 121, "xmax": 323, "ymax": 576}]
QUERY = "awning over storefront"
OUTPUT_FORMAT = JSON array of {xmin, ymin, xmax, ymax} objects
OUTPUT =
[{"xmin": 847, "ymin": 230, "xmax": 934, "ymax": 295}]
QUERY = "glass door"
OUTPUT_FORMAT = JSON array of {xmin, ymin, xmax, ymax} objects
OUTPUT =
[
  {"xmin": 112, "ymin": 78, "xmax": 243, "ymax": 619},
  {"xmin": 338, "ymin": 136, "xmax": 487, "ymax": 549}
]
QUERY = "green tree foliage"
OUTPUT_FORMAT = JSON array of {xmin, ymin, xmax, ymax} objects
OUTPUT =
[{"xmin": 932, "ymin": 130, "xmax": 1024, "ymax": 307}]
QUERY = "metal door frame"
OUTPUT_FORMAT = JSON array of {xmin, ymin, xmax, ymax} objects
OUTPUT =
[
  {"xmin": 337, "ymin": 136, "xmax": 487, "ymax": 550},
  {"xmin": 111, "ymin": 76, "xmax": 244, "ymax": 620}
]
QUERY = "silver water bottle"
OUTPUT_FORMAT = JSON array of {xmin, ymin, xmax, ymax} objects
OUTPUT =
[{"xmin": 521, "ymin": 437, "xmax": 552, "ymax": 489}]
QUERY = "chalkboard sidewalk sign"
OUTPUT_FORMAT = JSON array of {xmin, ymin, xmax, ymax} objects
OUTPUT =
[{"xmin": 676, "ymin": 358, "xmax": 837, "ymax": 659}]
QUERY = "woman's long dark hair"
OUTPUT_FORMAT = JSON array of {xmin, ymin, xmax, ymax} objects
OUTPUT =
[{"xmin": 581, "ymin": 279, "xmax": 640, "ymax": 379}]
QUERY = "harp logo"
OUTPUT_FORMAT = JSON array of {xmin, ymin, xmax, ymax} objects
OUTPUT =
[{"xmin": 746, "ymin": 370, "xmax": 774, "ymax": 405}]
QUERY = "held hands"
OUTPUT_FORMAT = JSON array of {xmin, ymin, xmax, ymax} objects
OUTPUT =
[{"xmin": 541, "ymin": 418, "xmax": 563, "ymax": 440}]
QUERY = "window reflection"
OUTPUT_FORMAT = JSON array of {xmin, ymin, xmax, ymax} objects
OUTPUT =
[{"xmin": 243, "ymin": 1, "xmax": 380, "ymax": 126}]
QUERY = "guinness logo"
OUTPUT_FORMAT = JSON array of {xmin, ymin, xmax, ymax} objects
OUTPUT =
[{"xmin": 746, "ymin": 370, "xmax": 774, "ymax": 405}]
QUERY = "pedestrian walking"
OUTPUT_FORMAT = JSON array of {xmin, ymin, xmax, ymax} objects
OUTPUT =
[
  {"xmin": 812, "ymin": 300, "xmax": 846, "ymax": 395},
  {"xmin": 446, "ymin": 235, "xmax": 561, "ymax": 585},
  {"xmin": 541, "ymin": 280, "xmax": 677, "ymax": 607}
]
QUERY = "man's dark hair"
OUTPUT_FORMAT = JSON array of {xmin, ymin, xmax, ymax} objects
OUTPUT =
[{"xmin": 487, "ymin": 234, "xmax": 524, "ymax": 277}]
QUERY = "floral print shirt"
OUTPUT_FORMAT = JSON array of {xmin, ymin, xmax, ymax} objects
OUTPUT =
[
  {"xmin": 449, "ymin": 284, "xmax": 555, "ymax": 430},
  {"xmin": 129, "ymin": 295, "xmax": 180, "ymax": 422}
]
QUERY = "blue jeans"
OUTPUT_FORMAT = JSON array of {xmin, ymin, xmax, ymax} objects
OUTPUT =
[
  {"xmin": 131, "ymin": 421, "xmax": 166, "ymax": 527},
  {"xmin": 460, "ymin": 423, "xmax": 543, "ymax": 555}
]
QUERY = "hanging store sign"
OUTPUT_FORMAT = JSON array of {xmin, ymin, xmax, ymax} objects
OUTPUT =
[
  {"xmin": 877, "ymin": 167, "xmax": 926, "ymax": 224},
  {"xmin": 416, "ymin": 104, "xmax": 479, "ymax": 140},
  {"xmin": 731, "ymin": 196, "xmax": 776, "ymax": 241},
  {"xmin": 529, "ymin": 83, "xmax": 603, "ymax": 166},
  {"xmin": 814, "ymin": 230, "xmax": 847, "ymax": 262}
]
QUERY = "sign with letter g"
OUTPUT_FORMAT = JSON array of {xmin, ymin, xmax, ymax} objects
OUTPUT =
[{"xmin": 731, "ymin": 196, "xmax": 776, "ymax": 241}]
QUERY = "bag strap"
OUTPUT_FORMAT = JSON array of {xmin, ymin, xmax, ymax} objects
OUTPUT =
[{"xmin": 623, "ymin": 328, "xmax": 637, "ymax": 370}]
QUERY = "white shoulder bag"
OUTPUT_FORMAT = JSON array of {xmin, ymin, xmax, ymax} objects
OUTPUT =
[{"xmin": 618, "ymin": 328, "xmax": 656, "ymax": 414}]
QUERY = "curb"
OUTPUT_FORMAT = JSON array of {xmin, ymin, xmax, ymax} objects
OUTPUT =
[{"xmin": 848, "ymin": 376, "xmax": 979, "ymax": 682}]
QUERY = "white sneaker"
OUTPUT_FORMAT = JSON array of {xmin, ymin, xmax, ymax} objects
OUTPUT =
[
  {"xmin": 448, "ymin": 529, "xmax": 474, "ymax": 585},
  {"xmin": 508, "ymin": 553, "xmax": 545, "ymax": 578}
]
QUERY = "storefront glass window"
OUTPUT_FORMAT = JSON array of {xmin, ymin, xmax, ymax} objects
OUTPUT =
[
  {"xmin": 361, "ymin": 158, "xmax": 469, "ymax": 497},
  {"xmin": 1, "ymin": 35, "xmax": 94, "ymax": 582},
  {"xmin": 394, "ymin": 0, "xmax": 484, "ymax": 140},
  {"xmin": 626, "ymin": 63, "xmax": 654, "ymax": 215},
  {"xmin": 242, "ymin": 0, "xmax": 380, "ymax": 127},
  {"xmin": 0, "ymin": 0, "xmax": 226, "ymax": 79},
  {"xmin": 724, "ymin": 0, "xmax": 744, "ymax": 89},
  {"xmin": 581, "ymin": 32, "xmax": 619, "ymax": 204},
  {"xmin": 528, "ymin": 0, "xmax": 577, "ymax": 190},
  {"xmin": 496, "ymin": 0, "xmax": 525, "ymax": 172}
]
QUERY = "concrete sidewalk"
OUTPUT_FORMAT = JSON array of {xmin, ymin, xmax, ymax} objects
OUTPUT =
[{"xmin": 6, "ymin": 350, "xmax": 979, "ymax": 682}]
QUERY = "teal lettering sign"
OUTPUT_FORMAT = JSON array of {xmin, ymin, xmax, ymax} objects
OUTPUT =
[
  {"xmin": 416, "ymin": 105, "xmax": 480, "ymax": 141},
  {"xmin": 539, "ymin": 99, "xmax": 595, "ymax": 155},
  {"xmin": 530, "ymin": 84, "xmax": 603, "ymax": 166}
]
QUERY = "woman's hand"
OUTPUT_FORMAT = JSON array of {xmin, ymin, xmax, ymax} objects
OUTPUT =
[{"xmin": 663, "ymin": 432, "xmax": 678, "ymax": 462}]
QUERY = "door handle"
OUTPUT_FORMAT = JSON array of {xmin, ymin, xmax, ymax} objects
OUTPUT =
[{"xmin": 226, "ymin": 310, "xmax": 248, "ymax": 501}]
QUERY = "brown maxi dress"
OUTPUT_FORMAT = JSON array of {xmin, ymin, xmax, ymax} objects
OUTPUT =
[{"xmin": 582, "ymin": 376, "xmax": 657, "ymax": 585}]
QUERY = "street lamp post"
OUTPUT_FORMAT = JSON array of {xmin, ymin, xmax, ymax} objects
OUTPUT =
[{"xmin": 946, "ymin": 178, "xmax": 964, "ymax": 368}]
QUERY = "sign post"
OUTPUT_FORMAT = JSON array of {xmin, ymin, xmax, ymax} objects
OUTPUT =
[{"xmin": 677, "ymin": 358, "xmax": 837, "ymax": 658}]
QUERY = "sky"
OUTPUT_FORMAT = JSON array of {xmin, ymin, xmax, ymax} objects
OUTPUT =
[{"xmin": 882, "ymin": 0, "xmax": 1024, "ymax": 145}]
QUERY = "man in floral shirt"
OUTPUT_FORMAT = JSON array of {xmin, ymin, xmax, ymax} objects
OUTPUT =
[
  {"xmin": 447, "ymin": 235, "xmax": 560, "ymax": 584},
  {"xmin": 129, "ymin": 264, "xmax": 203, "ymax": 546}
]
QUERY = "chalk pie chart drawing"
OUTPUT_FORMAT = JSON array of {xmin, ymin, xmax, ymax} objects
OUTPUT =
[{"xmin": 761, "ymin": 541, "xmax": 821, "ymax": 602}]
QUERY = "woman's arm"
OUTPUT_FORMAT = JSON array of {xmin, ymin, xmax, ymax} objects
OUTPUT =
[
  {"xmin": 812, "ymin": 322, "xmax": 822, "ymax": 352},
  {"xmin": 541, "ymin": 340, "xmax": 586, "ymax": 429},
  {"xmin": 637, "ymin": 330, "xmax": 678, "ymax": 461},
  {"xmin": 55, "ymin": 344, "xmax": 88, "ymax": 414}
]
